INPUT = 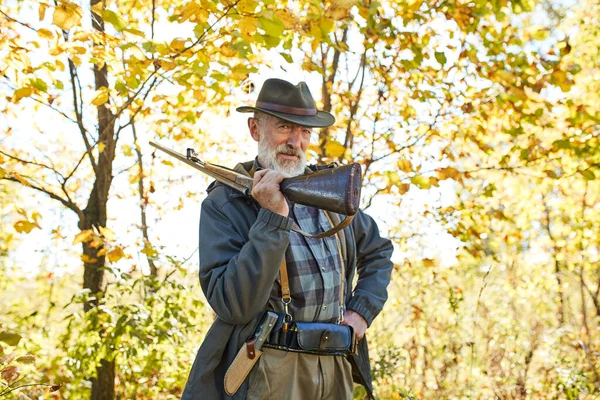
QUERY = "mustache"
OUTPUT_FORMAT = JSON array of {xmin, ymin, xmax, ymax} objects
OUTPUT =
[{"xmin": 276, "ymin": 144, "xmax": 301, "ymax": 157}]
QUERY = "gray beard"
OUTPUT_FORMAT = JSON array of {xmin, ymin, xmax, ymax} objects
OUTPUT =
[{"xmin": 257, "ymin": 136, "xmax": 307, "ymax": 177}]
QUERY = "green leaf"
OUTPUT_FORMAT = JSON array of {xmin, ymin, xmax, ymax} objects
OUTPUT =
[
  {"xmin": 30, "ymin": 78, "xmax": 48, "ymax": 92},
  {"xmin": 411, "ymin": 175, "xmax": 431, "ymax": 189},
  {"xmin": 531, "ymin": 27, "xmax": 550, "ymax": 41},
  {"xmin": 259, "ymin": 16, "xmax": 284, "ymax": 37},
  {"xmin": 280, "ymin": 52, "xmax": 293, "ymax": 63},
  {"xmin": 579, "ymin": 169, "xmax": 596, "ymax": 181},
  {"xmin": 434, "ymin": 51, "xmax": 446, "ymax": 66},
  {"xmin": 16, "ymin": 354, "xmax": 36, "ymax": 364},
  {"xmin": 0, "ymin": 331, "xmax": 22, "ymax": 346},
  {"xmin": 552, "ymin": 139, "xmax": 571, "ymax": 150},
  {"xmin": 102, "ymin": 9, "xmax": 127, "ymax": 32}
]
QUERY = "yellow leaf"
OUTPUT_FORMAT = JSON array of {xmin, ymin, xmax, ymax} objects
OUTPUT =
[
  {"xmin": 14, "ymin": 220, "xmax": 37, "ymax": 234},
  {"xmin": 91, "ymin": 88, "xmax": 108, "ymax": 106},
  {"xmin": 423, "ymin": 258, "xmax": 436, "ymax": 267},
  {"xmin": 161, "ymin": 60, "xmax": 177, "ymax": 71},
  {"xmin": 55, "ymin": 60, "xmax": 65, "ymax": 71},
  {"xmin": 324, "ymin": 140, "xmax": 345, "ymax": 158},
  {"xmin": 397, "ymin": 159, "xmax": 412, "ymax": 173},
  {"xmin": 107, "ymin": 246, "xmax": 125, "ymax": 263},
  {"xmin": 98, "ymin": 226, "xmax": 115, "ymax": 241},
  {"xmin": 326, "ymin": 0, "xmax": 355, "ymax": 20},
  {"xmin": 72, "ymin": 46, "xmax": 86, "ymax": 54},
  {"xmin": 397, "ymin": 183, "xmax": 410, "ymax": 195},
  {"xmin": 81, "ymin": 254, "xmax": 97, "ymax": 263},
  {"xmin": 31, "ymin": 212, "xmax": 42, "ymax": 224},
  {"xmin": 141, "ymin": 245, "xmax": 158, "ymax": 257},
  {"xmin": 89, "ymin": 237, "xmax": 104, "ymax": 248},
  {"xmin": 238, "ymin": 0, "xmax": 258, "ymax": 13},
  {"xmin": 98, "ymin": 142, "xmax": 106, "ymax": 153},
  {"xmin": 12, "ymin": 173, "xmax": 30, "ymax": 187},
  {"xmin": 97, "ymin": 248, "xmax": 108, "ymax": 256},
  {"xmin": 49, "ymin": 46, "xmax": 64, "ymax": 56},
  {"xmin": 73, "ymin": 229, "xmax": 94, "ymax": 245},
  {"xmin": 320, "ymin": 18, "xmax": 335, "ymax": 34},
  {"xmin": 52, "ymin": 2, "xmax": 83, "ymax": 30},
  {"xmin": 38, "ymin": 28, "xmax": 54, "ymax": 39},
  {"xmin": 170, "ymin": 38, "xmax": 186, "ymax": 51},
  {"xmin": 239, "ymin": 16, "xmax": 258, "ymax": 37},
  {"xmin": 39, "ymin": 3, "xmax": 48, "ymax": 20},
  {"xmin": 161, "ymin": 160, "xmax": 174, "ymax": 167},
  {"xmin": 91, "ymin": 2, "xmax": 103, "ymax": 16},
  {"xmin": 437, "ymin": 167, "xmax": 460, "ymax": 180},
  {"xmin": 275, "ymin": 9, "xmax": 297, "ymax": 30},
  {"xmin": 417, "ymin": 124, "xmax": 430, "ymax": 135},
  {"xmin": 13, "ymin": 87, "xmax": 32, "ymax": 101}
]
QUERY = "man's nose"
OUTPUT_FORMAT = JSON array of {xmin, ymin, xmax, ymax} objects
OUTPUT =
[{"xmin": 286, "ymin": 127, "xmax": 303, "ymax": 148}]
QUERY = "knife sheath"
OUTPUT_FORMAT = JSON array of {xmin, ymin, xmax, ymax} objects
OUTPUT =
[{"xmin": 224, "ymin": 342, "xmax": 263, "ymax": 396}]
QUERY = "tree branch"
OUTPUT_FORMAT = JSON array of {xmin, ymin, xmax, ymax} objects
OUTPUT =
[
  {"xmin": 0, "ymin": 9, "xmax": 37, "ymax": 33},
  {"xmin": 132, "ymin": 121, "xmax": 157, "ymax": 276},
  {"xmin": 0, "ymin": 149, "xmax": 65, "ymax": 180},
  {"xmin": 2, "ymin": 176, "xmax": 83, "ymax": 220},
  {"xmin": 68, "ymin": 58, "xmax": 97, "ymax": 173}
]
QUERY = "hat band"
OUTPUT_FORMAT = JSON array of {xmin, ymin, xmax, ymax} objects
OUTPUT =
[{"xmin": 256, "ymin": 101, "xmax": 318, "ymax": 116}]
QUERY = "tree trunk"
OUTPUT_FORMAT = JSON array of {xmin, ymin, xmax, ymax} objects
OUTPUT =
[
  {"xmin": 90, "ymin": 359, "xmax": 116, "ymax": 400},
  {"xmin": 80, "ymin": 0, "xmax": 118, "ymax": 398}
]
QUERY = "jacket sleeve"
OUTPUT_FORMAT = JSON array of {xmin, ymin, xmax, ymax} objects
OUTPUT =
[
  {"xmin": 346, "ymin": 210, "xmax": 394, "ymax": 327},
  {"xmin": 199, "ymin": 197, "xmax": 293, "ymax": 325}
]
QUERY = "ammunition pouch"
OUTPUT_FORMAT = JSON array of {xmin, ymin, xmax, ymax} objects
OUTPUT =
[{"xmin": 264, "ymin": 321, "xmax": 357, "ymax": 356}]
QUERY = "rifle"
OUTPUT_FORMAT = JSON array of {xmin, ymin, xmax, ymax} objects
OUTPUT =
[{"xmin": 149, "ymin": 142, "xmax": 361, "ymax": 238}]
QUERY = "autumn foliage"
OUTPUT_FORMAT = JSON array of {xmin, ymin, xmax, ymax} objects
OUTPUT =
[{"xmin": 1, "ymin": 0, "xmax": 599, "ymax": 398}]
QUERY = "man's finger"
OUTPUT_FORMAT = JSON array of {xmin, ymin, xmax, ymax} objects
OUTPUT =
[{"xmin": 253, "ymin": 169, "xmax": 268, "ymax": 183}]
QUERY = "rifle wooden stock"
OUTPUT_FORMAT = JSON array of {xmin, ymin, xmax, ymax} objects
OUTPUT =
[{"xmin": 149, "ymin": 142, "xmax": 362, "ymax": 216}]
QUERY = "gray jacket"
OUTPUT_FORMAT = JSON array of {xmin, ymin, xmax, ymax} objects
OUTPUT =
[{"xmin": 182, "ymin": 161, "xmax": 394, "ymax": 399}]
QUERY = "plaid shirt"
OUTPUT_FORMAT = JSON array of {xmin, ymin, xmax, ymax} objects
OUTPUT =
[{"xmin": 267, "ymin": 203, "xmax": 344, "ymax": 323}]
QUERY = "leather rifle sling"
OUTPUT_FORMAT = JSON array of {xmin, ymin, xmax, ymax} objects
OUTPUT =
[{"xmin": 291, "ymin": 214, "xmax": 354, "ymax": 239}]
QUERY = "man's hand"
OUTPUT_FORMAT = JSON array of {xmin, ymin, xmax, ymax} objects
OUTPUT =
[
  {"xmin": 342, "ymin": 310, "xmax": 368, "ymax": 341},
  {"xmin": 252, "ymin": 169, "xmax": 289, "ymax": 217}
]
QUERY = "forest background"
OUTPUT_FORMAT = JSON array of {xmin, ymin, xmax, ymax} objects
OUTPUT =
[{"xmin": 1, "ymin": 0, "xmax": 599, "ymax": 398}]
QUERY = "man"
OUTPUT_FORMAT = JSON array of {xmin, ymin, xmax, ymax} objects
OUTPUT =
[{"xmin": 182, "ymin": 78, "xmax": 393, "ymax": 399}]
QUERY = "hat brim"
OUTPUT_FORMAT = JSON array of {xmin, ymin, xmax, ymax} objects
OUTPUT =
[{"xmin": 236, "ymin": 106, "xmax": 335, "ymax": 128}]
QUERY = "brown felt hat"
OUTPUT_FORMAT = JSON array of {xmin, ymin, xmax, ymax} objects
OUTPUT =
[{"xmin": 236, "ymin": 78, "xmax": 335, "ymax": 128}]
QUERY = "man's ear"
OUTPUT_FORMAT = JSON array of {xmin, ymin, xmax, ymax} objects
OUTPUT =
[{"xmin": 248, "ymin": 118, "xmax": 260, "ymax": 142}]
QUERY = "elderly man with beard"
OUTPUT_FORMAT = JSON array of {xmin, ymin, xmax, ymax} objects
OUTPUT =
[{"xmin": 181, "ymin": 78, "xmax": 393, "ymax": 400}]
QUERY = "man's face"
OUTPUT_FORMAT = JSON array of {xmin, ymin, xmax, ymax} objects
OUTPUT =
[{"xmin": 250, "ymin": 115, "xmax": 312, "ymax": 177}]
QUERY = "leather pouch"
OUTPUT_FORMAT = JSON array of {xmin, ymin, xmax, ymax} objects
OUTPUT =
[{"xmin": 295, "ymin": 322, "xmax": 353, "ymax": 355}]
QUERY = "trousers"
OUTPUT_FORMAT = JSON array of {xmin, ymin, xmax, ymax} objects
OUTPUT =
[{"xmin": 245, "ymin": 347, "xmax": 353, "ymax": 399}]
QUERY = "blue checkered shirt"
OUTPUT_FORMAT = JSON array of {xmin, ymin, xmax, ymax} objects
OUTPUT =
[{"xmin": 267, "ymin": 203, "xmax": 344, "ymax": 323}]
